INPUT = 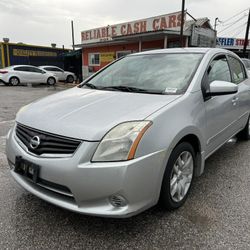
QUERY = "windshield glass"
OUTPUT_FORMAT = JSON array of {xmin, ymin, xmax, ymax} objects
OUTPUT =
[{"xmin": 84, "ymin": 53, "xmax": 204, "ymax": 94}]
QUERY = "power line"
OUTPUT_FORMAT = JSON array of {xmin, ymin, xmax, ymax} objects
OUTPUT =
[
  {"xmin": 226, "ymin": 22, "xmax": 248, "ymax": 37},
  {"xmin": 217, "ymin": 15, "xmax": 248, "ymax": 34},
  {"xmin": 231, "ymin": 27, "xmax": 246, "ymax": 38},
  {"xmin": 220, "ymin": 14, "xmax": 248, "ymax": 27},
  {"xmin": 220, "ymin": 8, "xmax": 249, "ymax": 24}
]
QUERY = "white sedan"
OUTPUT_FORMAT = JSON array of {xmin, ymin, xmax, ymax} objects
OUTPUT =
[
  {"xmin": 39, "ymin": 66, "xmax": 76, "ymax": 83},
  {"xmin": 0, "ymin": 65, "xmax": 58, "ymax": 86}
]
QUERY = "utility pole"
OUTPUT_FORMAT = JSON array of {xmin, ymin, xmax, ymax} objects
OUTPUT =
[
  {"xmin": 180, "ymin": 0, "xmax": 185, "ymax": 47},
  {"xmin": 243, "ymin": 9, "xmax": 250, "ymax": 57},
  {"xmin": 71, "ymin": 20, "xmax": 75, "ymax": 51},
  {"xmin": 214, "ymin": 17, "xmax": 219, "ymax": 31}
]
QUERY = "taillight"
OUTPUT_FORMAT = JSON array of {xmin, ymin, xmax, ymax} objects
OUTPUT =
[{"xmin": 0, "ymin": 71, "xmax": 8, "ymax": 74}]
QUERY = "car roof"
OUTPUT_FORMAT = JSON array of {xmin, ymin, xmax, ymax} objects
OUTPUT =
[
  {"xmin": 6, "ymin": 65, "xmax": 38, "ymax": 69},
  {"xmin": 40, "ymin": 65, "xmax": 61, "ymax": 68},
  {"xmin": 129, "ymin": 47, "xmax": 232, "ymax": 56}
]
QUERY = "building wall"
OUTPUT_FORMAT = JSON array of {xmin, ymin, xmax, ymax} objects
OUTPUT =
[{"xmin": 0, "ymin": 42, "xmax": 70, "ymax": 69}]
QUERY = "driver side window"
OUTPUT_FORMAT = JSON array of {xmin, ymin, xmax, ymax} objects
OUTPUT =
[{"xmin": 207, "ymin": 55, "xmax": 231, "ymax": 84}]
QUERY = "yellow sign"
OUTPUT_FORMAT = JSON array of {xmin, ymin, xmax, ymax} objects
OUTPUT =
[
  {"xmin": 13, "ymin": 49, "xmax": 57, "ymax": 57},
  {"xmin": 100, "ymin": 52, "xmax": 115, "ymax": 63}
]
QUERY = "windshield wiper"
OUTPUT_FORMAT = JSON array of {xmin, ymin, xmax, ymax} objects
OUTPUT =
[
  {"xmin": 101, "ymin": 85, "xmax": 162, "ymax": 94},
  {"xmin": 83, "ymin": 83, "xmax": 97, "ymax": 89}
]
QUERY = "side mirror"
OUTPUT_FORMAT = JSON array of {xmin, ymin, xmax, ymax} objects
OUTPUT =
[
  {"xmin": 209, "ymin": 80, "xmax": 238, "ymax": 96},
  {"xmin": 41, "ymin": 70, "xmax": 46, "ymax": 74}
]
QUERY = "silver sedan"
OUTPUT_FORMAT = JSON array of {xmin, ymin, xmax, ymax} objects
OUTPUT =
[{"xmin": 6, "ymin": 48, "xmax": 250, "ymax": 217}]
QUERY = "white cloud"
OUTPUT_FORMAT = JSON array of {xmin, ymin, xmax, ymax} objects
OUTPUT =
[{"xmin": 0, "ymin": 0, "xmax": 249, "ymax": 48}]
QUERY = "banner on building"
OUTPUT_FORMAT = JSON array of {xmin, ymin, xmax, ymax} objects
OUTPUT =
[
  {"xmin": 217, "ymin": 37, "xmax": 250, "ymax": 48},
  {"xmin": 81, "ymin": 11, "xmax": 185, "ymax": 44},
  {"xmin": 100, "ymin": 52, "xmax": 115, "ymax": 63}
]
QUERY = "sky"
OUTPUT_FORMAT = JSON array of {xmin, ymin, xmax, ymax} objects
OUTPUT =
[{"xmin": 0, "ymin": 0, "xmax": 249, "ymax": 49}]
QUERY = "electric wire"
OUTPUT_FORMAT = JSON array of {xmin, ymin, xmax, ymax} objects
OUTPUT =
[
  {"xmin": 221, "ymin": 8, "xmax": 249, "ymax": 24},
  {"xmin": 217, "ymin": 15, "xmax": 248, "ymax": 34}
]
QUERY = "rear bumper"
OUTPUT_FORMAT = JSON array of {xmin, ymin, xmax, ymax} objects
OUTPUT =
[
  {"xmin": 6, "ymin": 126, "xmax": 167, "ymax": 218},
  {"xmin": 0, "ymin": 75, "xmax": 8, "ymax": 84}
]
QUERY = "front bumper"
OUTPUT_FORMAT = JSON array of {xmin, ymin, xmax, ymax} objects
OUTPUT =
[{"xmin": 6, "ymin": 126, "xmax": 167, "ymax": 218}]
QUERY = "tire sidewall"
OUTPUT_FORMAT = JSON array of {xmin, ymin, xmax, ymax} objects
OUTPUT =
[
  {"xmin": 66, "ymin": 75, "xmax": 74, "ymax": 83},
  {"xmin": 47, "ymin": 77, "xmax": 56, "ymax": 85},
  {"xmin": 160, "ymin": 142, "xmax": 196, "ymax": 210},
  {"xmin": 9, "ymin": 77, "xmax": 20, "ymax": 86}
]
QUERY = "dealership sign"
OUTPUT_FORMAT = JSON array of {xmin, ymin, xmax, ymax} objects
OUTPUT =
[
  {"xmin": 81, "ymin": 11, "xmax": 184, "ymax": 44},
  {"xmin": 217, "ymin": 37, "xmax": 250, "ymax": 48}
]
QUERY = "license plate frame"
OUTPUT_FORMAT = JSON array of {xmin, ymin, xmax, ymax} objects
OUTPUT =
[{"xmin": 14, "ymin": 156, "xmax": 40, "ymax": 183}]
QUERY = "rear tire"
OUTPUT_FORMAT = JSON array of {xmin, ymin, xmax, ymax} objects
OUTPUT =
[
  {"xmin": 66, "ymin": 75, "xmax": 74, "ymax": 83},
  {"xmin": 47, "ymin": 77, "xmax": 56, "ymax": 86},
  {"xmin": 160, "ymin": 142, "xmax": 195, "ymax": 210},
  {"xmin": 236, "ymin": 116, "xmax": 250, "ymax": 140},
  {"xmin": 9, "ymin": 77, "xmax": 20, "ymax": 86}
]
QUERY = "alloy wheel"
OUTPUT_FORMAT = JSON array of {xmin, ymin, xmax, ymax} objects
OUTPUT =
[
  {"xmin": 10, "ymin": 77, "xmax": 19, "ymax": 86},
  {"xmin": 170, "ymin": 151, "xmax": 194, "ymax": 202}
]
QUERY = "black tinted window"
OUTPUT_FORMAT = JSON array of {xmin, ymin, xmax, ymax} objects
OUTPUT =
[
  {"xmin": 29, "ymin": 67, "xmax": 43, "ymax": 73},
  {"xmin": 14, "ymin": 66, "xmax": 30, "ymax": 72},
  {"xmin": 208, "ymin": 55, "xmax": 231, "ymax": 84},
  {"xmin": 228, "ymin": 56, "xmax": 246, "ymax": 84},
  {"xmin": 44, "ymin": 67, "xmax": 63, "ymax": 72}
]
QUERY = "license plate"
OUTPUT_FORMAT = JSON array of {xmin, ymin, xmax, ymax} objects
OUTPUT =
[{"xmin": 14, "ymin": 156, "xmax": 40, "ymax": 183}]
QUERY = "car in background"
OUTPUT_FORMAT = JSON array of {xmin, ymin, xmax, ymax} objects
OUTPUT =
[
  {"xmin": 39, "ymin": 66, "xmax": 76, "ymax": 83},
  {"xmin": 0, "ymin": 65, "xmax": 58, "ymax": 86},
  {"xmin": 242, "ymin": 58, "xmax": 250, "ymax": 76}
]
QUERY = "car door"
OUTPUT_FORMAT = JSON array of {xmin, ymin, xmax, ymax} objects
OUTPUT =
[
  {"xmin": 227, "ymin": 56, "xmax": 250, "ymax": 129},
  {"xmin": 48, "ymin": 67, "xmax": 64, "ymax": 81},
  {"xmin": 13, "ymin": 66, "xmax": 31, "ymax": 83},
  {"xmin": 29, "ymin": 67, "xmax": 47, "ymax": 83},
  {"xmin": 204, "ymin": 54, "xmax": 239, "ymax": 156}
]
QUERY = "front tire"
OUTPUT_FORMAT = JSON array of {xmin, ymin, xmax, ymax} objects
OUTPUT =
[
  {"xmin": 160, "ymin": 142, "xmax": 195, "ymax": 210},
  {"xmin": 47, "ymin": 77, "xmax": 56, "ymax": 86},
  {"xmin": 236, "ymin": 116, "xmax": 250, "ymax": 140},
  {"xmin": 66, "ymin": 75, "xmax": 74, "ymax": 83},
  {"xmin": 9, "ymin": 77, "xmax": 20, "ymax": 86}
]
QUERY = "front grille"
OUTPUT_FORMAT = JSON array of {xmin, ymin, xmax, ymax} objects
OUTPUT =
[{"xmin": 15, "ymin": 123, "xmax": 81, "ymax": 156}]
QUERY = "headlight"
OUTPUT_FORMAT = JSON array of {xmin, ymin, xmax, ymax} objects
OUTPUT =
[{"xmin": 92, "ymin": 121, "xmax": 152, "ymax": 162}]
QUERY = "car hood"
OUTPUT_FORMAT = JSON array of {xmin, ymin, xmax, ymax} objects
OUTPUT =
[{"xmin": 16, "ymin": 87, "xmax": 180, "ymax": 141}]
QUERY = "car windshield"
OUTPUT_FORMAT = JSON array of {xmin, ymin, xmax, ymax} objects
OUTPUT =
[{"xmin": 83, "ymin": 53, "xmax": 204, "ymax": 94}]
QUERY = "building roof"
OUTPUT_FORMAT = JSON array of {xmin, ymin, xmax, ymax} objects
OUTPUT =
[{"xmin": 184, "ymin": 17, "xmax": 212, "ymax": 30}]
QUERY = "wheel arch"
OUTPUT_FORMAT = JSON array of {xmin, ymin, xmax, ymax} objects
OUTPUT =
[
  {"xmin": 9, "ymin": 75, "xmax": 20, "ymax": 84},
  {"xmin": 47, "ymin": 76, "xmax": 56, "ymax": 84},
  {"xmin": 169, "ymin": 130, "xmax": 205, "ymax": 177}
]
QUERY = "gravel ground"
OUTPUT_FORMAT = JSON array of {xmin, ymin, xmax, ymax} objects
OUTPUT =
[{"xmin": 0, "ymin": 84, "xmax": 250, "ymax": 249}]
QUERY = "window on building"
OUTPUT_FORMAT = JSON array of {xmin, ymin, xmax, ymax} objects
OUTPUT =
[
  {"xmin": 88, "ymin": 53, "xmax": 100, "ymax": 66},
  {"xmin": 228, "ymin": 56, "xmax": 246, "ymax": 84}
]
